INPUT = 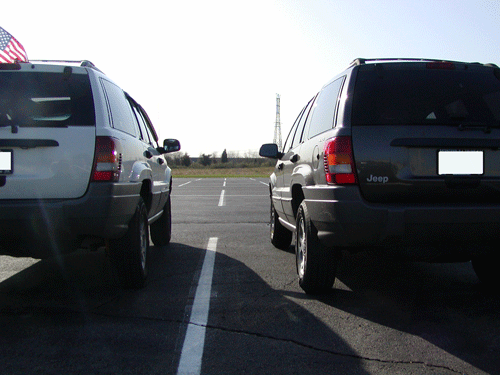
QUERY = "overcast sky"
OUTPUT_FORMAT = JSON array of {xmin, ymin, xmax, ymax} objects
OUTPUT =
[{"xmin": 3, "ymin": 0, "xmax": 500, "ymax": 157}]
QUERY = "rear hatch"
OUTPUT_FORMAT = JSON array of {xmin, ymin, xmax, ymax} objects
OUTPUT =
[
  {"xmin": 351, "ymin": 62, "xmax": 500, "ymax": 203},
  {"xmin": 0, "ymin": 63, "xmax": 96, "ymax": 199}
]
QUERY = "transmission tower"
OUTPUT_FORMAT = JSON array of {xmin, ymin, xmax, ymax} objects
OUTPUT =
[{"xmin": 273, "ymin": 94, "xmax": 282, "ymax": 151}]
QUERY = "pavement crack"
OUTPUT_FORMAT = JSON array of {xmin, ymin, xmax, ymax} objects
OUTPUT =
[{"xmin": 197, "ymin": 322, "xmax": 465, "ymax": 374}]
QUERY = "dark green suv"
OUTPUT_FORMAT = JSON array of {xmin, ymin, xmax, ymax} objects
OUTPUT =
[{"xmin": 260, "ymin": 58, "xmax": 500, "ymax": 294}]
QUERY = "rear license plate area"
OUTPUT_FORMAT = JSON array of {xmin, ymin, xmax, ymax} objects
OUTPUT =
[
  {"xmin": 0, "ymin": 150, "xmax": 13, "ymax": 174},
  {"xmin": 438, "ymin": 150, "xmax": 483, "ymax": 175}
]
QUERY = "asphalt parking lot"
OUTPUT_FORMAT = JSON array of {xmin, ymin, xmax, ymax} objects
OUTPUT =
[{"xmin": 1, "ymin": 177, "xmax": 500, "ymax": 374}]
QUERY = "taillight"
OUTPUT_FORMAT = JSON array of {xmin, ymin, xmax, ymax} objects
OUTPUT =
[
  {"xmin": 323, "ymin": 136, "xmax": 357, "ymax": 185},
  {"xmin": 91, "ymin": 136, "xmax": 121, "ymax": 182}
]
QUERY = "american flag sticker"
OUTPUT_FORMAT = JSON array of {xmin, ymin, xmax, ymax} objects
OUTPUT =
[{"xmin": 0, "ymin": 27, "xmax": 28, "ymax": 63}]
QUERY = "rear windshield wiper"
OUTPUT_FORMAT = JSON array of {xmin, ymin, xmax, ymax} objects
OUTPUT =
[
  {"xmin": 0, "ymin": 123, "xmax": 18, "ymax": 133},
  {"xmin": 457, "ymin": 122, "xmax": 500, "ymax": 134},
  {"xmin": 443, "ymin": 118, "xmax": 500, "ymax": 133},
  {"xmin": 0, "ymin": 121, "xmax": 68, "ymax": 130}
]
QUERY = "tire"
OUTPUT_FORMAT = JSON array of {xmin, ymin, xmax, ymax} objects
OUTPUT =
[
  {"xmin": 472, "ymin": 255, "xmax": 497, "ymax": 287},
  {"xmin": 295, "ymin": 201, "xmax": 340, "ymax": 294},
  {"xmin": 270, "ymin": 200, "xmax": 292, "ymax": 250},
  {"xmin": 151, "ymin": 195, "xmax": 172, "ymax": 247},
  {"xmin": 110, "ymin": 198, "xmax": 149, "ymax": 289}
]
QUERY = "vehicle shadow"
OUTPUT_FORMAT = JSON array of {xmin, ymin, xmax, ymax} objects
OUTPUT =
[
  {"xmin": 0, "ymin": 242, "xmax": 371, "ymax": 375},
  {"xmin": 303, "ymin": 250, "xmax": 500, "ymax": 375},
  {"xmin": 0, "ymin": 249, "xmax": 119, "ymax": 313}
]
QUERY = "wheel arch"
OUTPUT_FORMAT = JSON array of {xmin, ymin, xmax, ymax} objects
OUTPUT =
[
  {"xmin": 140, "ymin": 179, "xmax": 153, "ymax": 212},
  {"xmin": 291, "ymin": 184, "xmax": 305, "ymax": 220}
]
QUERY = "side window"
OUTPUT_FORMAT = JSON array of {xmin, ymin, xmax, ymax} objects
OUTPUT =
[
  {"xmin": 307, "ymin": 77, "xmax": 345, "ymax": 138},
  {"xmin": 130, "ymin": 101, "xmax": 152, "ymax": 144},
  {"xmin": 101, "ymin": 79, "xmax": 139, "ymax": 137},
  {"xmin": 139, "ymin": 107, "xmax": 159, "ymax": 148},
  {"xmin": 282, "ymin": 106, "xmax": 305, "ymax": 152},
  {"xmin": 131, "ymin": 104, "xmax": 151, "ymax": 144},
  {"xmin": 144, "ymin": 121, "xmax": 158, "ymax": 148},
  {"xmin": 291, "ymin": 95, "xmax": 317, "ymax": 149}
]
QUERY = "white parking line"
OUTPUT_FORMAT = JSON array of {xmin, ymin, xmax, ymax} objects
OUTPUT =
[
  {"xmin": 218, "ymin": 190, "xmax": 225, "ymax": 207},
  {"xmin": 171, "ymin": 195, "xmax": 223, "ymax": 197},
  {"xmin": 177, "ymin": 237, "xmax": 218, "ymax": 375},
  {"xmin": 249, "ymin": 178, "xmax": 269, "ymax": 186},
  {"xmin": 177, "ymin": 178, "xmax": 202, "ymax": 188},
  {"xmin": 223, "ymin": 178, "xmax": 226, "ymax": 187}
]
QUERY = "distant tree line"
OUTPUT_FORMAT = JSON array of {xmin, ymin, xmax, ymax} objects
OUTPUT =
[
  {"xmin": 166, "ymin": 152, "xmax": 192, "ymax": 167},
  {"xmin": 165, "ymin": 149, "xmax": 275, "ymax": 169}
]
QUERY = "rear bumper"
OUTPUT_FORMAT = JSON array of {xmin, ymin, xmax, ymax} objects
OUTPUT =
[
  {"xmin": 0, "ymin": 182, "xmax": 140, "ymax": 258},
  {"xmin": 303, "ymin": 185, "xmax": 500, "ymax": 261}
]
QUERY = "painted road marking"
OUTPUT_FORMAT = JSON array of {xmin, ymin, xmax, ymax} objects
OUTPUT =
[
  {"xmin": 218, "ymin": 190, "xmax": 225, "ymax": 207},
  {"xmin": 177, "ymin": 237, "xmax": 218, "ymax": 375},
  {"xmin": 250, "ymin": 178, "xmax": 269, "ymax": 186},
  {"xmin": 177, "ymin": 178, "xmax": 202, "ymax": 187}
]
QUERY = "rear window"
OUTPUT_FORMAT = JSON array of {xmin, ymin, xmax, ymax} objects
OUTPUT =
[
  {"xmin": 351, "ymin": 64, "xmax": 500, "ymax": 126},
  {"xmin": 0, "ymin": 71, "xmax": 95, "ymax": 127}
]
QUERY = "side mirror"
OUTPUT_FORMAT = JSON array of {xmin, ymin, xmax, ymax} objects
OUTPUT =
[
  {"xmin": 162, "ymin": 139, "xmax": 181, "ymax": 154},
  {"xmin": 259, "ymin": 143, "xmax": 283, "ymax": 159}
]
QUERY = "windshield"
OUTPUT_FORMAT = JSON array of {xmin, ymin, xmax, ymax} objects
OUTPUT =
[
  {"xmin": 0, "ymin": 71, "xmax": 95, "ymax": 127},
  {"xmin": 352, "ymin": 64, "xmax": 500, "ymax": 126}
]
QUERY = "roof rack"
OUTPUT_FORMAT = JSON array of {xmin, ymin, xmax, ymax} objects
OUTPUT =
[
  {"xmin": 29, "ymin": 59, "xmax": 104, "ymax": 73},
  {"xmin": 348, "ymin": 58, "xmax": 488, "ymax": 68}
]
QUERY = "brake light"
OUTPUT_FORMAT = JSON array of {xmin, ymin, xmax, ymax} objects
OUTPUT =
[
  {"xmin": 0, "ymin": 63, "xmax": 21, "ymax": 70},
  {"xmin": 426, "ymin": 62, "xmax": 455, "ymax": 70},
  {"xmin": 323, "ymin": 136, "xmax": 357, "ymax": 184},
  {"xmin": 91, "ymin": 136, "xmax": 121, "ymax": 182}
]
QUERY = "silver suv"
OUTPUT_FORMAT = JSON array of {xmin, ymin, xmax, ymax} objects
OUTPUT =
[
  {"xmin": 260, "ymin": 58, "xmax": 500, "ymax": 294},
  {"xmin": 0, "ymin": 60, "xmax": 180, "ymax": 288}
]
